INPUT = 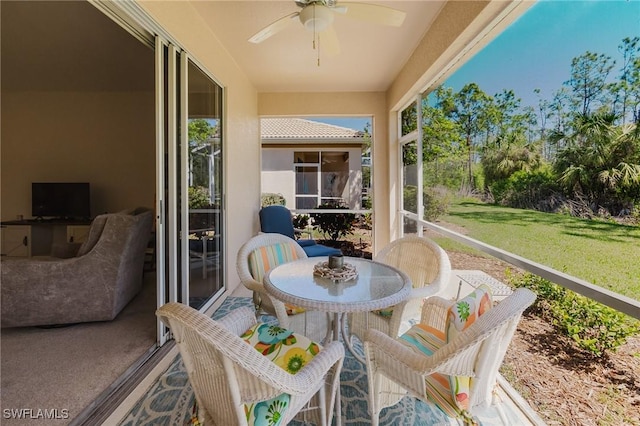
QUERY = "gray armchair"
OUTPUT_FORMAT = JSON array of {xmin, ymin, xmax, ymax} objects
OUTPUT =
[{"xmin": 1, "ymin": 208, "xmax": 153, "ymax": 328}]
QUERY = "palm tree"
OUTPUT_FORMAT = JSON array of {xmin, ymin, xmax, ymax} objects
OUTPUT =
[{"xmin": 553, "ymin": 112, "xmax": 640, "ymax": 211}]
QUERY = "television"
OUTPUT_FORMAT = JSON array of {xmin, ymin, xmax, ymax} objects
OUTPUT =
[{"xmin": 31, "ymin": 182, "xmax": 91, "ymax": 219}]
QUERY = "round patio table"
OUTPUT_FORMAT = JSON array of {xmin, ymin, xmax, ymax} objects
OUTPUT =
[{"xmin": 264, "ymin": 256, "xmax": 411, "ymax": 426}]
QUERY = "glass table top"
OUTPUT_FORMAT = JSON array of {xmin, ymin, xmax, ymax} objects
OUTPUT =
[{"xmin": 264, "ymin": 257, "xmax": 411, "ymax": 313}]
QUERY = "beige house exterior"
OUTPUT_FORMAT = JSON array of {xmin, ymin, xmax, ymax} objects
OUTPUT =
[{"xmin": 261, "ymin": 118, "xmax": 367, "ymax": 210}]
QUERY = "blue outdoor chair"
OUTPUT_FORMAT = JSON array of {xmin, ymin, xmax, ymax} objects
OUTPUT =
[{"xmin": 259, "ymin": 205, "xmax": 342, "ymax": 257}]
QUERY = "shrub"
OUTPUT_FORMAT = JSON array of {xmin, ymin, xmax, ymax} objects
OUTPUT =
[
  {"xmin": 188, "ymin": 186, "xmax": 211, "ymax": 209},
  {"xmin": 509, "ymin": 272, "xmax": 640, "ymax": 357},
  {"xmin": 490, "ymin": 167, "xmax": 559, "ymax": 209},
  {"xmin": 292, "ymin": 214, "xmax": 309, "ymax": 230},
  {"xmin": 362, "ymin": 196, "xmax": 372, "ymax": 209},
  {"xmin": 261, "ymin": 193, "xmax": 286, "ymax": 207},
  {"xmin": 424, "ymin": 186, "xmax": 452, "ymax": 221},
  {"xmin": 310, "ymin": 201, "xmax": 357, "ymax": 241},
  {"xmin": 361, "ymin": 196, "xmax": 373, "ymax": 229},
  {"xmin": 402, "ymin": 185, "xmax": 451, "ymax": 221},
  {"xmin": 403, "ymin": 185, "xmax": 418, "ymax": 213}
]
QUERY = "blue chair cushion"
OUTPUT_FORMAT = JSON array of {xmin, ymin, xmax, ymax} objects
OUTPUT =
[
  {"xmin": 296, "ymin": 239, "xmax": 317, "ymax": 248},
  {"xmin": 259, "ymin": 206, "xmax": 297, "ymax": 240},
  {"xmin": 302, "ymin": 244, "xmax": 342, "ymax": 257}
]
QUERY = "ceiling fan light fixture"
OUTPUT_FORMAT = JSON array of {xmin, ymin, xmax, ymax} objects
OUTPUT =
[{"xmin": 299, "ymin": 5, "xmax": 334, "ymax": 32}]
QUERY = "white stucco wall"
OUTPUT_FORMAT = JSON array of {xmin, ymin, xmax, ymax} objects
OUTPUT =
[{"xmin": 261, "ymin": 148, "xmax": 294, "ymax": 206}]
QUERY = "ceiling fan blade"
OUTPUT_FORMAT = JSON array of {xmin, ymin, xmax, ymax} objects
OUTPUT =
[
  {"xmin": 319, "ymin": 26, "xmax": 340, "ymax": 56},
  {"xmin": 340, "ymin": 2, "xmax": 406, "ymax": 27},
  {"xmin": 249, "ymin": 12, "xmax": 299, "ymax": 43}
]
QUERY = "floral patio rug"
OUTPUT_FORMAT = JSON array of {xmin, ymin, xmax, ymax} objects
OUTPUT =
[{"xmin": 119, "ymin": 297, "xmax": 529, "ymax": 426}]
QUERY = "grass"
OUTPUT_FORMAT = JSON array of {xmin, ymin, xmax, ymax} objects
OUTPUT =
[{"xmin": 438, "ymin": 198, "xmax": 640, "ymax": 300}]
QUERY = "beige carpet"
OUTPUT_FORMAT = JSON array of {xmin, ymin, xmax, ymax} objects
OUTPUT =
[{"xmin": 0, "ymin": 274, "xmax": 157, "ymax": 426}]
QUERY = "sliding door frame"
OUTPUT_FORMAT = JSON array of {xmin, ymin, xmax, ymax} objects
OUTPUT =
[{"xmin": 91, "ymin": 1, "xmax": 227, "ymax": 347}]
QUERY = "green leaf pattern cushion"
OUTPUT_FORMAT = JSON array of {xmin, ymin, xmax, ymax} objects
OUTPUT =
[
  {"xmin": 240, "ymin": 323, "xmax": 322, "ymax": 425},
  {"xmin": 372, "ymin": 308, "xmax": 394, "ymax": 318},
  {"xmin": 445, "ymin": 284, "xmax": 493, "ymax": 412}
]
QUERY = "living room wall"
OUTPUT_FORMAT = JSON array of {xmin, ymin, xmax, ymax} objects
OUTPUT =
[{"xmin": 0, "ymin": 90, "xmax": 155, "ymax": 221}]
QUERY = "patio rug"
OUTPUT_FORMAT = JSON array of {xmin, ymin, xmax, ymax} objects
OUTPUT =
[{"xmin": 118, "ymin": 297, "xmax": 525, "ymax": 426}]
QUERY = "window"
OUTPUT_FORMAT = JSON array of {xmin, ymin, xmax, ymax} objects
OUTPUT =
[{"xmin": 294, "ymin": 151, "xmax": 350, "ymax": 208}]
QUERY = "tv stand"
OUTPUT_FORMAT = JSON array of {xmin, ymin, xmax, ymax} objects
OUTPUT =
[
  {"xmin": 24, "ymin": 217, "xmax": 91, "ymax": 225},
  {"xmin": 1, "ymin": 219, "xmax": 92, "ymax": 257}
]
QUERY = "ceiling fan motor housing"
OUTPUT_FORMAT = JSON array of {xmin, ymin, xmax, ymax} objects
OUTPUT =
[{"xmin": 299, "ymin": 4, "xmax": 334, "ymax": 32}]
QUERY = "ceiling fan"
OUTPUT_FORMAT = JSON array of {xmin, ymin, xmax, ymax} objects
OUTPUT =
[{"xmin": 248, "ymin": 0, "xmax": 406, "ymax": 56}]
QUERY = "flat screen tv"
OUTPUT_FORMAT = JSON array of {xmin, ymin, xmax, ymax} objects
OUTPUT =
[{"xmin": 31, "ymin": 182, "xmax": 91, "ymax": 219}]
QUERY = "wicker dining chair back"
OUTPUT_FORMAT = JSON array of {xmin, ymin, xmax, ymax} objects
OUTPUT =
[
  {"xmin": 156, "ymin": 303, "xmax": 344, "ymax": 426},
  {"xmin": 236, "ymin": 233, "xmax": 330, "ymax": 342},
  {"xmin": 346, "ymin": 235, "xmax": 452, "ymax": 361},
  {"xmin": 363, "ymin": 287, "xmax": 536, "ymax": 426}
]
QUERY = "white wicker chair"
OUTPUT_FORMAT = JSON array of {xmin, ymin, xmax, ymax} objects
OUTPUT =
[
  {"xmin": 236, "ymin": 233, "xmax": 331, "ymax": 343},
  {"xmin": 156, "ymin": 303, "xmax": 344, "ymax": 426},
  {"xmin": 363, "ymin": 287, "xmax": 536, "ymax": 426},
  {"xmin": 346, "ymin": 235, "xmax": 452, "ymax": 361}
]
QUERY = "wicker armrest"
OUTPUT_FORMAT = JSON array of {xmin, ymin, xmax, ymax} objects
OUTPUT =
[
  {"xmin": 289, "ymin": 340, "xmax": 344, "ymax": 392},
  {"xmin": 217, "ymin": 306, "xmax": 257, "ymax": 335},
  {"xmin": 364, "ymin": 329, "xmax": 429, "ymax": 371},
  {"xmin": 231, "ymin": 335, "xmax": 343, "ymax": 396},
  {"xmin": 366, "ymin": 327, "xmax": 478, "ymax": 380},
  {"xmin": 420, "ymin": 296, "xmax": 452, "ymax": 330},
  {"xmin": 410, "ymin": 284, "xmax": 443, "ymax": 300}
]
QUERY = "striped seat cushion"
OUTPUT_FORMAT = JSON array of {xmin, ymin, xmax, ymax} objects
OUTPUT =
[
  {"xmin": 399, "ymin": 324, "xmax": 460, "ymax": 417},
  {"xmin": 248, "ymin": 243, "xmax": 305, "ymax": 315}
]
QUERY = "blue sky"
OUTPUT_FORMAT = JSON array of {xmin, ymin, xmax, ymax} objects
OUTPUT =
[
  {"xmin": 311, "ymin": 0, "xmax": 639, "ymax": 129},
  {"xmin": 444, "ymin": 0, "xmax": 640, "ymax": 108},
  {"xmin": 307, "ymin": 116, "xmax": 372, "ymax": 132}
]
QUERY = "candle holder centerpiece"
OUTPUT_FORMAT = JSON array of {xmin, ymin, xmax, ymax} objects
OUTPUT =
[{"xmin": 313, "ymin": 255, "xmax": 358, "ymax": 282}]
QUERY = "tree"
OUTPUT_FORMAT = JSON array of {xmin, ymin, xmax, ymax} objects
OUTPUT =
[
  {"xmin": 611, "ymin": 37, "xmax": 640, "ymax": 124},
  {"xmin": 554, "ymin": 112, "xmax": 640, "ymax": 211},
  {"xmin": 421, "ymin": 89, "xmax": 465, "ymax": 187},
  {"xmin": 448, "ymin": 83, "xmax": 491, "ymax": 190},
  {"xmin": 401, "ymin": 101, "xmax": 418, "ymax": 135},
  {"xmin": 188, "ymin": 118, "xmax": 216, "ymax": 145},
  {"xmin": 187, "ymin": 119, "xmax": 218, "ymax": 190},
  {"xmin": 482, "ymin": 136, "xmax": 542, "ymax": 190},
  {"xmin": 565, "ymin": 52, "xmax": 615, "ymax": 116}
]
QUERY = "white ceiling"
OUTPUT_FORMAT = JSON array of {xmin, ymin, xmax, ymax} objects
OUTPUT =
[{"xmin": 191, "ymin": 1, "xmax": 446, "ymax": 92}]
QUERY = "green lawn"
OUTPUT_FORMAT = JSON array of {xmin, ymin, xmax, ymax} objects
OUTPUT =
[{"xmin": 438, "ymin": 199, "xmax": 640, "ymax": 300}]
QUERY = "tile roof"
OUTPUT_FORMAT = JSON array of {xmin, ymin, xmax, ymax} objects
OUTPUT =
[{"xmin": 261, "ymin": 118, "xmax": 365, "ymax": 140}]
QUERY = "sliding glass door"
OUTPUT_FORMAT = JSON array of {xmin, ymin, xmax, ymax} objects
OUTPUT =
[
  {"xmin": 155, "ymin": 39, "xmax": 225, "ymax": 344},
  {"xmin": 184, "ymin": 60, "xmax": 224, "ymax": 310}
]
